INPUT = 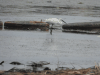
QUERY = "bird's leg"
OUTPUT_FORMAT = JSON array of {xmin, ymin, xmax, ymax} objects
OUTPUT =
[
  {"xmin": 41, "ymin": 19, "xmax": 42, "ymax": 22},
  {"xmin": 50, "ymin": 29, "xmax": 52, "ymax": 35}
]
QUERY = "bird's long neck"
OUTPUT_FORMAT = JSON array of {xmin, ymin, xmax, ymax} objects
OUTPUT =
[{"xmin": 60, "ymin": 19, "xmax": 66, "ymax": 24}]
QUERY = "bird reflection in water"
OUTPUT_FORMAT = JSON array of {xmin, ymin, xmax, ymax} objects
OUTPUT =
[
  {"xmin": 49, "ymin": 28, "xmax": 53, "ymax": 43},
  {"xmin": 50, "ymin": 29, "xmax": 52, "ymax": 35}
]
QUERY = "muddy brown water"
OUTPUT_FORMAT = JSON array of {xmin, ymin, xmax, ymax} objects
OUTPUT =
[{"xmin": 0, "ymin": 0, "xmax": 100, "ymax": 71}]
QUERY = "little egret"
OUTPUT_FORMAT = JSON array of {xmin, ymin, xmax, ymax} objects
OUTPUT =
[{"xmin": 44, "ymin": 18, "xmax": 66, "ymax": 29}]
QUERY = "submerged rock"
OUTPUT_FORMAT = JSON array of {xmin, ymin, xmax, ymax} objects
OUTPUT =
[
  {"xmin": 39, "ymin": 61, "xmax": 50, "ymax": 65},
  {"xmin": 62, "ymin": 21, "xmax": 100, "ymax": 30},
  {"xmin": 0, "ymin": 61, "xmax": 4, "ymax": 65},
  {"xmin": 27, "ymin": 62, "xmax": 43, "ymax": 67},
  {"xmin": 10, "ymin": 61, "xmax": 23, "ymax": 65},
  {"xmin": 44, "ymin": 67, "xmax": 51, "ymax": 70},
  {"xmin": 4, "ymin": 21, "xmax": 49, "ymax": 31},
  {"xmin": 0, "ymin": 21, "xmax": 3, "ymax": 29},
  {"xmin": 27, "ymin": 61, "xmax": 50, "ymax": 67}
]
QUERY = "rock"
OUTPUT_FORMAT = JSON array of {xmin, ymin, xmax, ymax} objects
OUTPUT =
[
  {"xmin": 27, "ymin": 61, "xmax": 50, "ymax": 67},
  {"xmin": 10, "ymin": 61, "xmax": 23, "ymax": 65},
  {"xmin": 39, "ymin": 61, "xmax": 50, "ymax": 65},
  {"xmin": 56, "ymin": 67, "xmax": 70, "ymax": 70},
  {"xmin": 8, "ymin": 67, "xmax": 29, "ymax": 73},
  {"xmin": 4, "ymin": 21, "xmax": 49, "ymax": 31},
  {"xmin": 62, "ymin": 21, "xmax": 100, "ymax": 30},
  {"xmin": 0, "ymin": 61, "xmax": 4, "ymax": 65},
  {"xmin": 44, "ymin": 67, "xmax": 51, "ymax": 70},
  {"xmin": 27, "ymin": 62, "xmax": 43, "ymax": 67},
  {"xmin": 0, "ymin": 21, "xmax": 3, "ymax": 29}
]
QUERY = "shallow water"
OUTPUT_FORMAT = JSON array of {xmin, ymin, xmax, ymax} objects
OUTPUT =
[
  {"xmin": 0, "ymin": 29, "xmax": 100, "ymax": 70},
  {"xmin": 0, "ymin": 0, "xmax": 100, "ymax": 17},
  {"xmin": 0, "ymin": 15, "xmax": 100, "ymax": 71}
]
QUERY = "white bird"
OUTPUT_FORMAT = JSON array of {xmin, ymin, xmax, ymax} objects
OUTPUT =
[{"xmin": 44, "ymin": 18, "xmax": 66, "ymax": 29}]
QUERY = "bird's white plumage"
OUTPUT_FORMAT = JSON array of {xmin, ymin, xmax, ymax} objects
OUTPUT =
[
  {"xmin": 44, "ymin": 18, "xmax": 65, "ymax": 25},
  {"xmin": 44, "ymin": 18, "xmax": 66, "ymax": 29},
  {"xmin": 45, "ymin": 18, "xmax": 63, "ymax": 24}
]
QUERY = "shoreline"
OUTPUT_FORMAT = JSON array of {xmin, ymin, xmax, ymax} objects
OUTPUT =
[{"xmin": 0, "ymin": 66, "xmax": 99, "ymax": 75}]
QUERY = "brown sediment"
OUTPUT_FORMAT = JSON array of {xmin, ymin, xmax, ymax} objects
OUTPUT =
[
  {"xmin": 4, "ymin": 21, "xmax": 49, "ymax": 26},
  {"xmin": 29, "ymin": 21, "xmax": 45, "ymax": 23},
  {"xmin": 0, "ymin": 21, "xmax": 3, "ymax": 29},
  {"xmin": 4, "ymin": 21, "xmax": 49, "ymax": 31},
  {"xmin": 1, "ymin": 68, "xmax": 100, "ymax": 75},
  {"xmin": 1, "ymin": 64, "xmax": 100, "ymax": 75}
]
